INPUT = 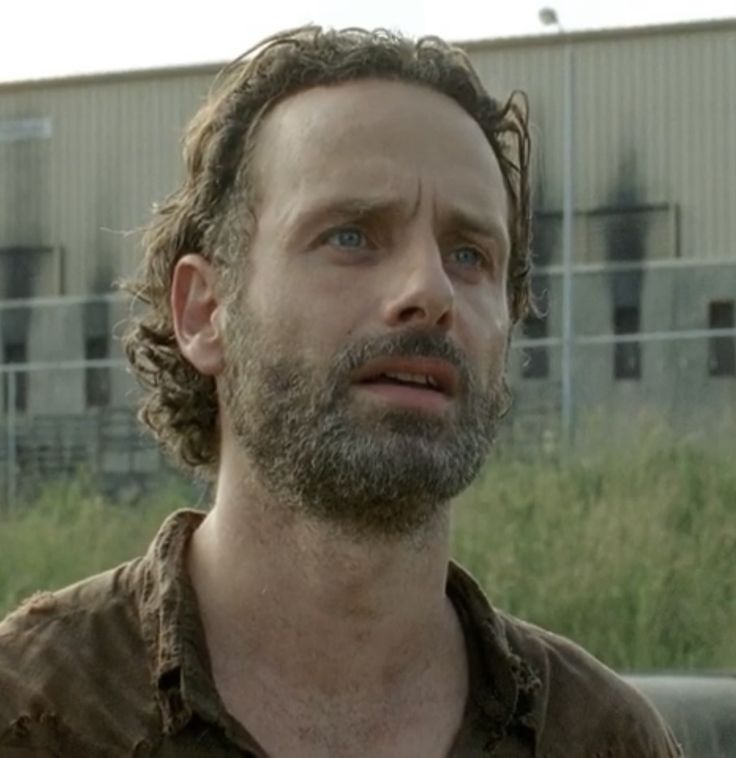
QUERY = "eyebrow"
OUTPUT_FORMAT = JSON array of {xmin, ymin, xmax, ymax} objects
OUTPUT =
[
  {"xmin": 440, "ymin": 208, "xmax": 510, "ymax": 249},
  {"xmin": 298, "ymin": 196, "xmax": 410, "ymax": 226}
]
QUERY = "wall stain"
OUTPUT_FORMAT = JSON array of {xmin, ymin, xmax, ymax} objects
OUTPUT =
[{"xmin": 603, "ymin": 148, "xmax": 650, "ymax": 377}]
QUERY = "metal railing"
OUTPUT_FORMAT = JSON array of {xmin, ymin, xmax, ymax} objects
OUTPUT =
[{"xmin": 0, "ymin": 259, "xmax": 734, "ymax": 508}]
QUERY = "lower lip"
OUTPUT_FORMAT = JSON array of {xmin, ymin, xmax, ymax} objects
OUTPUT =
[{"xmin": 355, "ymin": 383, "xmax": 451, "ymax": 413}]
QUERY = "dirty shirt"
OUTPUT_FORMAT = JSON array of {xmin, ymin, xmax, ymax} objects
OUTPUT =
[{"xmin": 0, "ymin": 509, "xmax": 682, "ymax": 757}]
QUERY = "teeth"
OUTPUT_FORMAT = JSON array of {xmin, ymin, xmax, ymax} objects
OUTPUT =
[{"xmin": 383, "ymin": 371, "xmax": 439, "ymax": 388}]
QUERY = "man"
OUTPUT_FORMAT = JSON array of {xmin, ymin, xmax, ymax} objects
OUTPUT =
[{"xmin": 0, "ymin": 26, "xmax": 681, "ymax": 757}]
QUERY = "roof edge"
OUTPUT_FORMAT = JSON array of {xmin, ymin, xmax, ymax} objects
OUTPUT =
[
  {"xmin": 0, "ymin": 60, "xmax": 224, "ymax": 94},
  {"xmin": 1, "ymin": 16, "xmax": 735, "ymax": 93},
  {"xmin": 457, "ymin": 16, "xmax": 736, "ymax": 51}
]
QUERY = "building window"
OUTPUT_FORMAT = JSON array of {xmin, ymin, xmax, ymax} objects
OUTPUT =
[
  {"xmin": 709, "ymin": 300, "xmax": 735, "ymax": 377},
  {"xmin": 522, "ymin": 312, "xmax": 549, "ymax": 379},
  {"xmin": 3, "ymin": 341, "xmax": 27, "ymax": 412},
  {"xmin": 614, "ymin": 306, "xmax": 641, "ymax": 380},
  {"xmin": 85, "ymin": 336, "xmax": 110, "ymax": 407}
]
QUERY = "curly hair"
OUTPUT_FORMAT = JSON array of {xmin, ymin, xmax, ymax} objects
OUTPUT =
[{"xmin": 122, "ymin": 25, "xmax": 532, "ymax": 479}]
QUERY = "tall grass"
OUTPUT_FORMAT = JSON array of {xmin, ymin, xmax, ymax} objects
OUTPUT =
[
  {"xmin": 1, "ymin": 431, "xmax": 734, "ymax": 672},
  {"xmin": 0, "ymin": 475, "xmax": 189, "ymax": 614},
  {"xmin": 453, "ymin": 428, "xmax": 736, "ymax": 671}
]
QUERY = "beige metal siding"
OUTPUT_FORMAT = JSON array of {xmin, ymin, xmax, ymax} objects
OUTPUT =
[
  {"xmin": 0, "ymin": 72, "xmax": 214, "ymax": 296},
  {"xmin": 0, "ymin": 21, "xmax": 734, "ymax": 302},
  {"xmin": 466, "ymin": 24, "xmax": 736, "ymax": 263}
]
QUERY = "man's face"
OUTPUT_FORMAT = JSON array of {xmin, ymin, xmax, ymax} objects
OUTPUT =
[{"xmin": 219, "ymin": 79, "xmax": 512, "ymax": 538}]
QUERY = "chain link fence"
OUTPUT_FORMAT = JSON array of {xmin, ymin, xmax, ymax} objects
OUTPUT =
[
  {"xmin": 0, "ymin": 362, "xmax": 163, "ymax": 509},
  {"xmin": 0, "ymin": 262, "xmax": 734, "ymax": 510}
]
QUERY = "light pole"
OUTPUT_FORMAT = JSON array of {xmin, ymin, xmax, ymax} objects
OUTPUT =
[{"xmin": 539, "ymin": 7, "xmax": 575, "ymax": 449}]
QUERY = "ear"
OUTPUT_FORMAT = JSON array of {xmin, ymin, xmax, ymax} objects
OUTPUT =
[{"xmin": 171, "ymin": 254, "xmax": 225, "ymax": 376}]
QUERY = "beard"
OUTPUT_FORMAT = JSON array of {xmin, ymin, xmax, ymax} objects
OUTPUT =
[{"xmin": 219, "ymin": 306, "xmax": 508, "ymax": 539}]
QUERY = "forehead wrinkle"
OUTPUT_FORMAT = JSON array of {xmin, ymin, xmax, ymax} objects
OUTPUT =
[
  {"xmin": 286, "ymin": 163, "xmax": 424, "ymax": 228},
  {"xmin": 253, "ymin": 80, "xmax": 509, "ymax": 243},
  {"xmin": 409, "ymin": 177, "xmax": 422, "ymax": 221}
]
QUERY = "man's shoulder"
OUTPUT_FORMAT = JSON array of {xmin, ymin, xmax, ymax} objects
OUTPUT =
[
  {"xmin": 498, "ymin": 611, "xmax": 682, "ymax": 756},
  {"xmin": 0, "ymin": 558, "xmax": 153, "ymax": 750},
  {"xmin": 499, "ymin": 610, "xmax": 638, "ymax": 704},
  {"xmin": 0, "ymin": 556, "xmax": 143, "ymax": 644}
]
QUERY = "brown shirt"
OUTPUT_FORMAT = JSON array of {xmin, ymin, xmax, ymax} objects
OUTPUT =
[{"xmin": 0, "ymin": 509, "xmax": 682, "ymax": 757}]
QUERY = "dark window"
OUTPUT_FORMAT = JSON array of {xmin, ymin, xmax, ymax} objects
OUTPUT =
[
  {"xmin": 522, "ymin": 312, "xmax": 549, "ymax": 379},
  {"xmin": 3, "ymin": 341, "xmax": 27, "ymax": 412},
  {"xmin": 85, "ymin": 336, "xmax": 110, "ymax": 407},
  {"xmin": 614, "ymin": 306, "xmax": 641, "ymax": 380},
  {"xmin": 709, "ymin": 300, "xmax": 735, "ymax": 377}
]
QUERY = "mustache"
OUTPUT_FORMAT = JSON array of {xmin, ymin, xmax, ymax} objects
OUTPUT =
[{"xmin": 331, "ymin": 329, "xmax": 473, "ymax": 388}]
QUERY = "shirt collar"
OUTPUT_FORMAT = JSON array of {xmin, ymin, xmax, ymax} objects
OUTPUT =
[
  {"xmin": 447, "ymin": 562, "xmax": 541, "ymax": 745},
  {"xmin": 137, "ymin": 510, "xmax": 541, "ymax": 747},
  {"xmin": 138, "ymin": 509, "xmax": 217, "ymax": 733}
]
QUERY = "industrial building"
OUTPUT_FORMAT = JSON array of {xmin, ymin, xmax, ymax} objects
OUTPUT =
[{"xmin": 0, "ymin": 19, "xmax": 734, "ymax": 493}]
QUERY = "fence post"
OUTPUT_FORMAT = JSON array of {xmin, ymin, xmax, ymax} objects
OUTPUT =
[
  {"xmin": 560, "ymin": 41, "xmax": 576, "ymax": 451},
  {"xmin": 6, "ymin": 370, "xmax": 17, "ymax": 512}
]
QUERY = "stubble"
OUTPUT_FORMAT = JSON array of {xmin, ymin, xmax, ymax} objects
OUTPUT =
[{"xmin": 219, "ymin": 305, "xmax": 507, "ymax": 539}]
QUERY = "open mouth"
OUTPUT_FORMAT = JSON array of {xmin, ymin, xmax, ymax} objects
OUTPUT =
[
  {"xmin": 351, "ymin": 358, "xmax": 459, "ymax": 411},
  {"xmin": 360, "ymin": 370, "xmax": 443, "ymax": 391}
]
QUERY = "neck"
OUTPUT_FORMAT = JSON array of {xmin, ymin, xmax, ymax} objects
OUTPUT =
[{"xmin": 187, "ymin": 454, "xmax": 463, "ymax": 702}]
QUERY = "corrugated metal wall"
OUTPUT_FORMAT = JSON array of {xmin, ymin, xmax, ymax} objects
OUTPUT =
[
  {"xmin": 467, "ymin": 22, "xmax": 736, "ymax": 264},
  {"xmin": 464, "ymin": 22, "xmax": 736, "ymax": 443},
  {"xmin": 0, "ymin": 70, "xmax": 215, "ymax": 297},
  {"xmin": 0, "ymin": 21, "xmax": 734, "ymax": 299}
]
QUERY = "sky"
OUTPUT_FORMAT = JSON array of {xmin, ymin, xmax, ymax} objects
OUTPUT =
[{"xmin": 2, "ymin": 0, "xmax": 735, "ymax": 83}]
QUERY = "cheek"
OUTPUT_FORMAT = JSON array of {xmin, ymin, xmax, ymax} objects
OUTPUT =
[
  {"xmin": 247, "ymin": 262, "xmax": 376, "ymax": 358},
  {"xmin": 457, "ymin": 289, "xmax": 510, "ymax": 376}
]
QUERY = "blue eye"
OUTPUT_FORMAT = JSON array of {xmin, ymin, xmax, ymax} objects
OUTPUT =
[
  {"xmin": 448, "ymin": 246, "xmax": 484, "ymax": 268},
  {"xmin": 326, "ymin": 227, "xmax": 367, "ymax": 249}
]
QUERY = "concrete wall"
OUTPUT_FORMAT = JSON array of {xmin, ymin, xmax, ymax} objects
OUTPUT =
[{"xmin": 506, "ymin": 261, "xmax": 736, "ymax": 444}]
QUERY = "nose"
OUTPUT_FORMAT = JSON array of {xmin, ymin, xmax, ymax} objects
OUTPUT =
[{"xmin": 381, "ymin": 238, "xmax": 455, "ymax": 332}]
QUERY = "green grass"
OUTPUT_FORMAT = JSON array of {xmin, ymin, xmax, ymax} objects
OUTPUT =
[
  {"xmin": 1, "ymin": 432, "xmax": 734, "ymax": 673},
  {"xmin": 0, "ymin": 475, "xmax": 188, "ymax": 614},
  {"xmin": 452, "ymin": 430, "xmax": 736, "ymax": 672}
]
